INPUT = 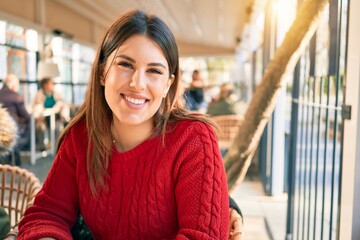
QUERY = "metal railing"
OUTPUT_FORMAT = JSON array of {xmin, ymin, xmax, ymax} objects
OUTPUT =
[{"xmin": 287, "ymin": 75, "xmax": 344, "ymax": 240}]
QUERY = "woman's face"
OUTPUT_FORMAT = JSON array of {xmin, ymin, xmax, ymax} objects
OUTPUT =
[
  {"xmin": 102, "ymin": 34, "xmax": 174, "ymax": 129},
  {"xmin": 44, "ymin": 80, "xmax": 54, "ymax": 93}
]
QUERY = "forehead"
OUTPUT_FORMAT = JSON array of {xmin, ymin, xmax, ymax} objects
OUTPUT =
[{"xmin": 114, "ymin": 35, "xmax": 167, "ymax": 63}]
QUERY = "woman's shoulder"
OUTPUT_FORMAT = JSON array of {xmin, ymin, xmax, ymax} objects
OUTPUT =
[
  {"xmin": 169, "ymin": 119, "xmax": 215, "ymax": 140},
  {"xmin": 61, "ymin": 119, "xmax": 87, "ymax": 145},
  {"xmin": 68, "ymin": 119, "xmax": 87, "ymax": 135}
]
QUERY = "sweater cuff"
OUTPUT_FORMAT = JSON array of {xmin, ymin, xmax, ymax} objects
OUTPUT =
[
  {"xmin": 18, "ymin": 224, "xmax": 72, "ymax": 240},
  {"xmin": 229, "ymin": 197, "xmax": 242, "ymax": 218}
]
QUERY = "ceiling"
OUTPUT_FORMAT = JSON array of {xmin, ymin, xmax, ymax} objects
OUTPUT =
[{"xmin": 54, "ymin": 0, "xmax": 255, "ymax": 56}]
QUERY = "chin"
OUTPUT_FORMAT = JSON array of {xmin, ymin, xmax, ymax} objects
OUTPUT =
[{"xmin": 118, "ymin": 115, "xmax": 153, "ymax": 127}]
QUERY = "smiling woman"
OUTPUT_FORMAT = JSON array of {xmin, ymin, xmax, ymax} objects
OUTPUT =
[
  {"xmin": 102, "ymin": 35, "xmax": 174, "ymax": 145},
  {"xmin": 17, "ymin": 9, "xmax": 230, "ymax": 240}
]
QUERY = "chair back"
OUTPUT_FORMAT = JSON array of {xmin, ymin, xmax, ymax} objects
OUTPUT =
[
  {"xmin": 211, "ymin": 115, "xmax": 243, "ymax": 149},
  {"xmin": 0, "ymin": 164, "xmax": 41, "ymax": 229}
]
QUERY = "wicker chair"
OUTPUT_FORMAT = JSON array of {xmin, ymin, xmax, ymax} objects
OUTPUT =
[
  {"xmin": 0, "ymin": 164, "xmax": 41, "ymax": 237},
  {"xmin": 211, "ymin": 115, "xmax": 244, "ymax": 150},
  {"xmin": 0, "ymin": 165, "xmax": 243, "ymax": 239}
]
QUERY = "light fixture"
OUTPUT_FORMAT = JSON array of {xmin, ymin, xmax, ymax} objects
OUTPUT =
[{"xmin": 37, "ymin": 61, "xmax": 60, "ymax": 80}]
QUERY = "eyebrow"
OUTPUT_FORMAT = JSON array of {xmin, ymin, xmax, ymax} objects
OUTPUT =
[{"xmin": 115, "ymin": 54, "xmax": 167, "ymax": 70}]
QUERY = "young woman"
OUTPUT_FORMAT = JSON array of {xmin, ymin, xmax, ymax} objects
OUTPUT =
[{"xmin": 18, "ymin": 9, "xmax": 230, "ymax": 239}]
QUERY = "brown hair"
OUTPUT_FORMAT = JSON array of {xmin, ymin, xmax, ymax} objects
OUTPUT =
[
  {"xmin": 57, "ymin": 9, "xmax": 217, "ymax": 195},
  {"xmin": 39, "ymin": 78, "xmax": 53, "ymax": 89},
  {"xmin": 218, "ymin": 83, "xmax": 234, "ymax": 100}
]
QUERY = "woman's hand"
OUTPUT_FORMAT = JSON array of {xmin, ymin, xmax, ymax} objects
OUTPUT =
[{"xmin": 228, "ymin": 208, "xmax": 243, "ymax": 240}]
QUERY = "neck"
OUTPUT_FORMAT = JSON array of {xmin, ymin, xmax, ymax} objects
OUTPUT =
[{"xmin": 112, "ymin": 120, "xmax": 154, "ymax": 152}]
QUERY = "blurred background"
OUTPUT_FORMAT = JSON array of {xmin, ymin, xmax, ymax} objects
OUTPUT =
[{"xmin": 1, "ymin": 0, "xmax": 359, "ymax": 239}]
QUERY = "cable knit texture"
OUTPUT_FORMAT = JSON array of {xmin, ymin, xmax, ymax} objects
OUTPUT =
[{"xmin": 18, "ymin": 119, "xmax": 229, "ymax": 239}]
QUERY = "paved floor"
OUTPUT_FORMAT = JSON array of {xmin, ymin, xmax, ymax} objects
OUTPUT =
[
  {"xmin": 20, "ymin": 155, "xmax": 288, "ymax": 240},
  {"xmin": 21, "ymin": 154, "xmax": 54, "ymax": 183},
  {"xmin": 231, "ymin": 179, "xmax": 288, "ymax": 240}
]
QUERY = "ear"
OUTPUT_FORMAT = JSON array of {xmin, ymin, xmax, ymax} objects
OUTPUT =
[
  {"xmin": 100, "ymin": 76, "xmax": 105, "ymax": 86},
  {"xmin": 163, "ymin": 75, "xmax": 174, "ymax": 99},
  {"xmin": 166, "ymin": 74, "xmax": 175, "ymax": 92}
]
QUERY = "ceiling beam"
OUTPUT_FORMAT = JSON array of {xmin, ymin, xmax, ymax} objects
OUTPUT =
[
  {"xmin": 53, "ymin": 0, "xmax": 111, "ymax": 27},
  {"xmin": 177, "ymin": 41, "xmax": 235, "ymax": 57}
]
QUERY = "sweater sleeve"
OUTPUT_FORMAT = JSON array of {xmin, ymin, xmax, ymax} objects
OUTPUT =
[
  {"xmin": 173, "ymin": 122, "xmax": 229, "ymax": 240},
  {"xmin": 18, "ymin": 129, "xmax": 79, "ymax": 240}
]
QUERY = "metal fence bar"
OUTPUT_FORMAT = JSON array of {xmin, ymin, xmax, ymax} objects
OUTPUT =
[
  {"xmin": 328, "ymin": 0, "xmax": 346, "ymax": 238},
  {"xmin": 302, "ymin": 75, "xmax": 312, "ymax": 238},
  {"xmin": 287, "ymin": 0, "xmax": 347, "ymax": 238},
  {"xmin": 306, "ymin": 76, "xmax": 317, "ymax": 239},
  {"xmin": 306, "ymin": 33, "xmax": 317, "ymax": 239},
  {"xmin": 320, "ymin": 76, "xmax": 332, "ymax": 239},
  {"xmin": 330, "ymin": 84, "xmax": 337, "ymax": 240},
  {"xmin": 327, "ymin": 0, "xmax": 341, "ymax": 237},
  {"xmin": 313, "ymin": 76, "xmax": 325, "ymax": 239},
  {"xmin": 286, "ymin": 63, "xmax": 301, "ymax": 239},
  {"xmin": 296, "ymin": 69, "xmax": 307, "ymax": 240},
  {"xmin": 329, "ymin": 79, "xmax": 341, "ymax": 239},
  {"xmin": 337, "ymin": 87, "xmax": 345, "ymax": 240},
  {"xmin": 291, "ymin": 74, "xmax": 344, "ymax": 240}
]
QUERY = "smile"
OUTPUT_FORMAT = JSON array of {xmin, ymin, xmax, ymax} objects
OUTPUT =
[{"xmin": 123, "ymin": 95, "xmax": 148, "ymax": 105}]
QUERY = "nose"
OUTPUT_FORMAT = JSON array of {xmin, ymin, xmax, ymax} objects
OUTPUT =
[{"xmin": 130, "ymin": 69, "xmax": 146, "ymax": 91}]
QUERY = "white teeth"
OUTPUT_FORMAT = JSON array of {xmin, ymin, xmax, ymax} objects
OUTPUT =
[{"xmin": 125, "ymin": 96, "xmax": 146, "ymax": 105}]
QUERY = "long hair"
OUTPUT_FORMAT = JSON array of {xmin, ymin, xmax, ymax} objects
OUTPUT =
[{"xmin": 57, "ymin": 9, "xmax": 217, "ymax": 195}]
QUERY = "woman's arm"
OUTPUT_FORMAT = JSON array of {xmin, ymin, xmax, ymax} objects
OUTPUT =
[
  {"xmin": 18, "ymin": 129, "xmax": 79, "ymax": 240},
  {"xmin": 32, "ymin": 91, "xmax": 45, "ymax": 118},
  {"xmin": 174, "ymin": 122, "xmax": 230, "ymax": 239}
]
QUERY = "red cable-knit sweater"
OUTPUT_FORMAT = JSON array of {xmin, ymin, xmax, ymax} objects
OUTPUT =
[{"xmin": 18, "ymin": 119, "xmax": 229, "ymax": 239}]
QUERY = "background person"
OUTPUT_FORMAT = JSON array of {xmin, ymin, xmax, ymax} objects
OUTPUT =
[
  {"xmin": 32, "ymin": 77, "xmax": 70, "ymax": 150},
  {"xmin": 0, "ymin": 74, "xmax": 31, "ymax": 166},
  {"xmin": 19, "ymin": 9, "xmax": 230, "ymax": 239},
  {"xmin": 207, "ymin": 82, "xmax": 237, "ymax": 116},
  {"xmin": 0, "ymin": 206, "xmax": 10, "ymax": 239},
  {"xmin": 184, "ymin": 69, "xmax": 206, "ymax": 111}
]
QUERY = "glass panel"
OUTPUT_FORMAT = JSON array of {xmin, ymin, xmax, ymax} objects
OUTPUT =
[
  {"xmin": 0, "ymin": 45, "xmax": 8, "ymax": 79},
  {"xmin": 26, "ymin": 51, "xmax": 37, "ymax": 80},
  {"xmin": 275, "ymin": 0, "xmax": 297, "ymax": 47},
  {"xmin": 25, "ymin": 29, "xmax": 38, "ymax": 51},
  {"xmin": 6, "ymin": 23, "xmax": 25, "ymax": 48},
  {"xmin": 73, "ymin": 85, "xmax": 87, "ymax": 106},
  {"xmin": 7, "ymin": 49, "xmax": 27, "ymax": 79},
  {"xmin": 315, "ymin": 6, "xmax": 330, "ymax": 77},
  {"xmin": 53, "ymin": 56, "xmax": 72, "ymax": 83},
  {"xmin": 55, "ymin": 84, "xmax": 72, "ymax": 104},
  {"xmin": 0, "ymin": 20, "xmax": 6, "ymax": 44},
  {"xmin": 19, "ymin": 82, "xmax": 38, "ymax": 109}
]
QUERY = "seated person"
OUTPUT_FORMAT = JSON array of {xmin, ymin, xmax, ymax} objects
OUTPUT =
[
  {"xmin": 0, "ymin": 206, "xmax": 10, "ymax": 239},
  {"xmin": 32, "ymin": 77, "xmax": 70, "ymax": 150},
  {"xmin": 184, "ymin": 70, "xmax": 206, "ymax": 111},
  {"xmin": 70, "ymin": 198, "xmax": 243, "ymax": 239},
  {"xmin": 0, "ymin": 74, "xmax": 30, "ymax": 166},
  {"xmin": 19, "ymin": 10, "xmax": 231, "ymax": 239},
  {"xmin": 207, "ymin": 83, "xmax": 237, "ymax": 116}
]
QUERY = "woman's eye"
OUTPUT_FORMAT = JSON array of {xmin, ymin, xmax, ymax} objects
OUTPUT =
[
  {"xmin": 118, "ymin": 61, "xmax": 132, "ymax": 68},
  {"xmin": 147, "ymin": 68, "xmax": 162, "ymax": 75}
]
